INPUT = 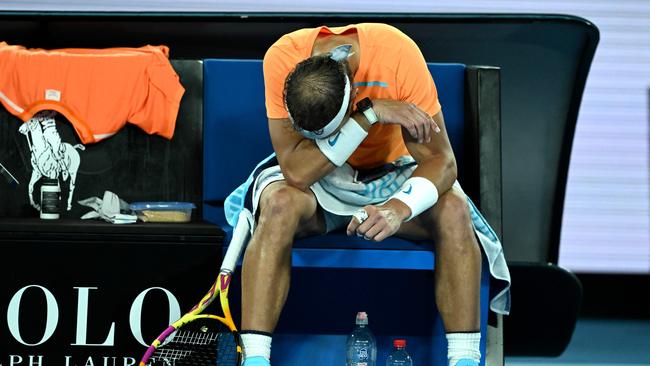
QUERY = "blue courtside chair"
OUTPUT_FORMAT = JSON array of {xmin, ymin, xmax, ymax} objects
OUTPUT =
[{"xmin": 202, "ymin": 59, "xmax": 491, "ymax": 365}]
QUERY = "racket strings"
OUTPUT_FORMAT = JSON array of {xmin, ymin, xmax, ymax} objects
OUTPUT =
[
  {"xmin": 150, "ymin": 329, "xmax": 239, "ymax": 366},
  {"xmin": 167, "ymin": 329, "xmax": 220, "ymax": 345}
]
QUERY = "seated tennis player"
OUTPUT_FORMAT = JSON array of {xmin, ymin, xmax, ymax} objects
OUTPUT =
[{"xmin": 230, "ymin": 22, "xmax": 511, "ymax": 366}]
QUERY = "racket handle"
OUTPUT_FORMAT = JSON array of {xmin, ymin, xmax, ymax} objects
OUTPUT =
[{"xmin": 221, "ymin": 209, "xmax": 252, "ymax": 273}]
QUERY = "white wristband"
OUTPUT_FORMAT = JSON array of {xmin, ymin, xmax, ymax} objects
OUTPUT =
[
  {"xmin": 315, "ymin": 117, "xmax": 368, "ymax": 166},
  {"xmin": 391, "ymin": 176, "xmax": 439, "ymax": 221}
]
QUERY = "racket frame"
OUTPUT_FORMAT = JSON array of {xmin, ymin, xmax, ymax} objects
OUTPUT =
[{"xmin": 138, "ymin": 210, "xmax": 251, "ymax": 366}]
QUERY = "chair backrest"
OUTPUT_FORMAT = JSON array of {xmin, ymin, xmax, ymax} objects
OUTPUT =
[{"xmin": 203, "ymin": 59, "xmax": 466, "ymax": 203}]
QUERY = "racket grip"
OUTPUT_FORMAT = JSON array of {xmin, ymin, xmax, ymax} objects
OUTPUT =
[{"xmin": 221, "ymin": 209, "xmax": 252, "ymax": 272}]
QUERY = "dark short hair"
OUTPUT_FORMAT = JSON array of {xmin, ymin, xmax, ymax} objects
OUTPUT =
[{"xmin": 284, "ymin": 54, "xmax": 349, "ymax": 133}]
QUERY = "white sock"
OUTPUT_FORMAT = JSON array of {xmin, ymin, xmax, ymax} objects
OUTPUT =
[
  {"xmin": 446, "ymin": 332, "xmax": 481, "ymax": 366},
  {"xmin": 241, "ymin": 332, "xmax": 272, "ymax": 361}
]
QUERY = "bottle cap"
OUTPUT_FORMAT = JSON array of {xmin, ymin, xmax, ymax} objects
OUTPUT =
[
  {"xmin": 355, "ymin": 311, "xmax": 368, "ymax": 325},
  {"xmin": 393, "ymin": 339, "xmax": 406, "ymax": 348}
]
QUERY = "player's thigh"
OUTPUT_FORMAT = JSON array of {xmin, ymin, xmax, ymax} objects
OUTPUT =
[{"xmin": 257, "ymin": 180, "xmax": 326, "ymax": 238}]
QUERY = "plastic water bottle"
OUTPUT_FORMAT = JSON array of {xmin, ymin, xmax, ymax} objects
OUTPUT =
[
  {"xmin": 346, "ymin": 311, "xmax": 377, "ymax": 366},
  {"xmin": 386, "ymin": 339, "xmax": 413, "ymax": 366}
]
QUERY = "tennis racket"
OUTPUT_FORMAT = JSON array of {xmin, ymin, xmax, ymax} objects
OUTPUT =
[{"xmin": 139, "ymin": 210, "xmax": 253, "ymax": 366}]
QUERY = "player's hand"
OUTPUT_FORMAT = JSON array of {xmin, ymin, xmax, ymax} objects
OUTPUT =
[
  {"xmin": 372, "ymin": 99, "xmax": 440, "ymax": 144},
  {"xmin": 346, "ymin": 201, "xmax": 410, "ymax": 242}
]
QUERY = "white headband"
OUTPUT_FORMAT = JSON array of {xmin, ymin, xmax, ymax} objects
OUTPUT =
[{"xmin": 289, "ymin": 44, "xmax": 354, "ymax": 139}]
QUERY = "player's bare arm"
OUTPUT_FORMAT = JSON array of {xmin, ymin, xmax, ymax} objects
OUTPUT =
[
  {"xmin": 347, "ymin": 110, "xmax": 455, "ymax": 241},
  {"xmin": 401, "ymin": 110, "xmax": 457, "ymax": 195},
  {"xmin": 268, "ymin": 113, "xmax": 371, "ymax": 191},
  {"xmin": 271, "ymin": 97, "xmax": 442, "ymax": 193},
  {"xmin": 372, "ymin": 99, "xmax": 441, "ymax": 144}
]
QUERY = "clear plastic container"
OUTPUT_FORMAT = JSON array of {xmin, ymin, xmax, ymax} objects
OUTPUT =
[
  {"xmin": 346, "ymin": 311, "xmax": 377, "ymax": 366},
  {"xmin": 129, "ymin": 202, "xmax": 196, "ymax": 223},
  {"xmin": 386, "ymin": 339, "xmax": 412, "ymax": 366}
]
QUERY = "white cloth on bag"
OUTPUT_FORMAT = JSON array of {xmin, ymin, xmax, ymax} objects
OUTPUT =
[{"xmin": 78, "ymin": 190, "xmax": 137, "ymax": 224}]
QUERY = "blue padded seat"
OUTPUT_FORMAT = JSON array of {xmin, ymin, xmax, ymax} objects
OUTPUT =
[{"xmin": 203, "ymin": 59, "xmax": 467, "ymax": 270}]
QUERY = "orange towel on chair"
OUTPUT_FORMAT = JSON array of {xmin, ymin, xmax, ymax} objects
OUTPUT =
[{"xmin": 0, "ymin": 42, "xmax": 185, "ymax": 144}]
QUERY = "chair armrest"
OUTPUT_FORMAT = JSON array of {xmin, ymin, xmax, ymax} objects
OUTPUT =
[{"xmin": 466, "ymin": 66, "xmax": 503, "ymax": 239}]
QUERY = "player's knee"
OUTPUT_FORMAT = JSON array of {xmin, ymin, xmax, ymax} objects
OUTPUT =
[
  {"xmin": 433, "ymin": 190, "xmax": 474, "ymax": 241},
  {"xmin": 259, "ymin": 183, "xmax": 305, "ymax": 220},
  {"xmin": 436, "ymin": 190, "xmax": 470, "ymax": 223}
]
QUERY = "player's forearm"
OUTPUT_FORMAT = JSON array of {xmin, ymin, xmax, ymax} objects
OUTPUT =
[
  {"xmin": 279, "ymin": 139, "xmax": 337, "ymax": 191},
  {"xmin": 279, "ymin": 113, "xmax": 371, "ymax": 191},
  {"xmin": 385, "ymin": 154, "xmax": 456, "ymax": 221},
  {"xmin": 388, "ymin": 125, "xmax": 457, "ymax": 221},
  {"xmin": 410, "ymin": 154, "xmax": 457, "ymax": 195},
  {"xmin": 401, "ymin": 120, "xmax": 457, "ymax": 195}
]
